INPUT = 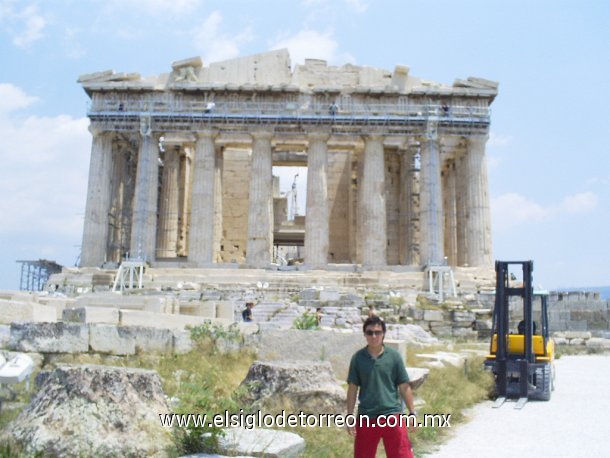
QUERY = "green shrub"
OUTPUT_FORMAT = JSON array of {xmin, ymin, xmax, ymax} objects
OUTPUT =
[{"xmin": 293, "ymin": 310, "xmax": 319, "ymax": 330}]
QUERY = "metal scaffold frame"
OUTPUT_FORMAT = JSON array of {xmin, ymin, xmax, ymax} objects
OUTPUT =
[
  {"xmin": 112, "ymin": 260, "xmax": 145, "ymax": 292},
  {"xmin": 425, "ymin": 263, "xmax": 457, "ymax": 302},
  {"xmin": 87, "ymin": 98, "xmax": 491, "ymax": 138},
  {"xmin": 16, "ymin": 260, "xmax": 62, "ymax": 291}
]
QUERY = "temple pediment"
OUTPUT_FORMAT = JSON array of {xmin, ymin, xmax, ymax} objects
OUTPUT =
[{"xmin": 78, "ymin": 50, "xmax": 497, "ymax": 97}]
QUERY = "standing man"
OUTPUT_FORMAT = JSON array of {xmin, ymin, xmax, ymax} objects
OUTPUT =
[
  {"xmin": 242, "ymin": 302, "xmax": 254, "ymax": 322},
  {"xmin": 347, "ymin": 316, "xmax": 416, "ymax": 458}
]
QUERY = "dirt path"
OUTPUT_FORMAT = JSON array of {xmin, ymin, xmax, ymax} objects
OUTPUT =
[{"xmin": 427, "ymin": 354, "xmax": 610, "ymax": 457}]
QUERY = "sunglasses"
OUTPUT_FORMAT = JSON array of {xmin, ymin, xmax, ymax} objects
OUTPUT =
[{"xmin": 365, "ymin": 330, "xmax": 384, "ymax": 336}]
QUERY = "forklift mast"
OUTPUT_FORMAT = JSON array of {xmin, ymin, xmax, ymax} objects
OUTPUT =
[{"xmin": 492, "ymin": 260, "xmax": 535, "ymax": 398}]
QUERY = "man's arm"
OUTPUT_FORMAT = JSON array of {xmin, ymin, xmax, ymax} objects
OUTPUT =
[
  {"xmin": 398, "ymin": 382, "xmax": 415, "ymax": 414},
  {"xmin": 346, "ymin": 383, "xmax": 358, "ymax": 436}
]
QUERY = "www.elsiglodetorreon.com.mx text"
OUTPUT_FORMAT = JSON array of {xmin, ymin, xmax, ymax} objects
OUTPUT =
[{"xmin": 159, "ymin": 410, "xmax": 451, "ymax": 429}]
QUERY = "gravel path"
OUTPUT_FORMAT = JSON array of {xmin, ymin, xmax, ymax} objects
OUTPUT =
[{"xmin": 427, "ymin": 354, "xmax": 610, "ymax": 458}]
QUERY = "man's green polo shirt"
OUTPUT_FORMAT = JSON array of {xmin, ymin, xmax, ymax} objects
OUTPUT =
[{"xmin": 347, "ymin": 345, "xmax": 409, "ymax": 417}]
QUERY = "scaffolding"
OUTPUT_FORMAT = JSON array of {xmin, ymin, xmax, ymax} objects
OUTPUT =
[
  {"xmin": 425, "ymin": 263, "xmax": 457, "ymax": 302},
  {"xmin": 16, "ymin": 259, "xmax": 62, "ymax": 291},
  {"xmin": 112, "ymin": 260, "xmax": 145, "ymax": 292},
  {"xmin": 87, "ymin": 98, "xmax": 491, "ymax": 138}
]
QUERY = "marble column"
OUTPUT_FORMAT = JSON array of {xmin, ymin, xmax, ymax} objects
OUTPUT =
[
  {"xmin": 399, "ymin": 144, "xmax": 416, "ymax": 265},
  {"xmin": 419, "ymin": 124, "xmax": 444, "ymax": 265},
  {"xmin": 80, "ymin": 127, "xmax": 113, "ymax": 266},
  {"xmin": 188, "ymin": 131, "xmax": 217, "ymax": 264},
  {"xmin": 246, "ymin": 131, "xmax": 274, "ymax": 267},
  {"xmin": 213, "ymin": 145, "xmax": 224, "ymax": 262},
  {"xmin": 177, "ymin": 145, "xmax": 192, "ymax": 257},
  {"xmin": 360, "ymin": 135, "xmax": 387, "ymax": 266},
  {"xmin": 304, "ymin": 131, "xmax": 330, "ymax": 267},
  {"xmin": 130, "ymin": 120, "xmax": 160, "ymax": 262},
  {"xmin": 443, "ymin": 160, "xmax": 458, "ymax": 266},
  {"xmin": 156, "ymin": 146, "xmax": 180, "ymax": 258},
  {"xmin": 108, "ymin": 142, "xmax": 128, "ymax": 263},
  {"xmin": 455, "ymin": 149, "xmax": 468, "ymax": 266},
  {"xmin": 465, "ymin": 135, "xmax": 493, "ymax": 266}
]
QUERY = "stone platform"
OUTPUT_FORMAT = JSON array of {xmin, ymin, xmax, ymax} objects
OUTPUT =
[{"xmin": 47, "ymin": 265, "xmax": 495, "ymax": 296}]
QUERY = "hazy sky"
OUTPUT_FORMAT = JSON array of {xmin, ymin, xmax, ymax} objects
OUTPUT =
[{"xmin": 0, "ymin": 0, "xmax": 608, "ymax": 291}]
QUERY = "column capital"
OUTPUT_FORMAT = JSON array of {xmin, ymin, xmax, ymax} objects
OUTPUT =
[
  {"xmin": 306, "ymin": 130, "xmax": 331, "ymax": 142},
  {"xmin": 139, "ymin": 116, "xmax": 152, "ymax": 137},
  {"xmin": 363, "ymin": 133, "xmax": 385, "ymax": 142},
  {"xmin": 468, "ymin": 134, "xmax": 489, "ymax": 146},
  {"xmin": 250, "ymin": 129, "xmax": 274, "ymax": 141},
  {"xmin": 196, "ymin": 130, "xmax": 218, "ymax": 141},
  {"xmin": 88, "ymin": 125, "xmax": 105, "ymax": 136}
]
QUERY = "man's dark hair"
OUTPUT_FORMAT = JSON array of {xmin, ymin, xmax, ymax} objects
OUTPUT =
[{"xmin": 363, "ymin": 316, "xmax": 386, "ymax": 334}]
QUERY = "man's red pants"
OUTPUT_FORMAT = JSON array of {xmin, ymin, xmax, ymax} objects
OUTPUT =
[{"xmin": 354, "ymin": 413, "xmax": 413, "ymax": 458}]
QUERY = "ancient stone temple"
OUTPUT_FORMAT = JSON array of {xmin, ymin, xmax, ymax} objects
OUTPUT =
[{"xmin": 78, "ymin": 49, "xmax": 496, "ymax": 270}]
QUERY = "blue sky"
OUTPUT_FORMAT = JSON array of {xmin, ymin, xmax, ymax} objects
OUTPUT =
[{"xmin": 0, "ymin": 0, "xmax": 608, "ymax": 291}]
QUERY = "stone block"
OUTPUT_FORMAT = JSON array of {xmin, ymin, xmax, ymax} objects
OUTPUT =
[
  {"xmin": 89, "ymin": 324, "xmax": 135, "ymax": 355},
  {"xmin": 423, "ymin": 310, "xmax": 444, "ymax": 322},
  {"xmin": 585, "ymin": 337, "xmax": 610, "ymax": 349},
  {"xmin": 299, "ymin": 288, "xmax": 319, "ymax": 301},
  {"xmin": 564, "ymin": 331, "xmax": 592, "ymax": 340},
  {"xmin": 569, "ymin": 338, "xmax": 585, "ymax": 346},
  {"xmin": 451, "ymin": 310, "xmax": 476, "ymax": 322},
  {"xmin": 217, "ymin": 427, "xmax": 305, "ymax": 458},
  {"xmin": 62, "ymin": 306, "xmax": 120, "ymax": 324},
  {"xmin": 120, "ymin": 327, "xmax": 174, "ymax": 353},
  {"xmin": 9, "ymin": 322, "xmax": 88, "ymax": 353},
  {"xmin": 452, "ymin": 328, "xmax": 478, "ymax": 340},
  {"xmin": 0, "ymin": 299, "xmax": 58, "ymax": 324},
  {"xmin": 410, "ymin": 309, "xmax": 425, "ymax": 321},
  {"xmin": 216, "ymin": 301, "xmax": 235, "ymax": 320},
  {"xmin": 172, "ymin": 329, "xmax": 194, "ymax": 354},
  {"xmin": 37, "ymin": 297, "xmax": 75, "ymax": 320},
  {"xmin": 0, "ymin": 324, "xmax": 10, "ymax": 348},
  {"xmin": 198, "ymin": 301, "xmax": 217, "ymax": 318},
  {"xmin": 553, "ymin": 337, "xmax": 568, "ymax": 345},
  {"xmin": 319, "ymin": 289, "xmax": 341, "ymax": 302},
  {"xmin": 428, "ymin": 323, "xmax": 452, "ymax": 337},
  {"xmin": 341, "ymin": 293, "xmax": 365, "ymax": 307},
  {"xmin": 74, "ymin": 293, "xmax": 177, "ymax": 313},
  {"xmin": 119, "ymin": 310, "xmax": 228, "ymax": 330}
]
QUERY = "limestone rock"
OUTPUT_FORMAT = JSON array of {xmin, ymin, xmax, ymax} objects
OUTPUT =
[
  {"xmin": 3, "ymin": 364, "xmax": 173, "ymax": 457},
  {"xmin": 240, "ymin": 360, "xmax": 346, "ymax": 414},
  {"xmin": 9, "ymin": 322, "xmax": 88, "ymax": 353},
  {"xmin": 407, "ymin": 367, "xmax": 429, "ymax": 390},
  {"xmin": 385, "ymin": 324, "xmax": 439, "ymax": 346},
  {"xmin": 586, "ymin": 337, "xmax": 610, "ymax": 349},
  {"xmin": 216, "ymin": 428, "xmax": 305, "ymax": 458},
  {"xmin": 0, "ymin": 324, "xmax": 9, "ymax": 348}
]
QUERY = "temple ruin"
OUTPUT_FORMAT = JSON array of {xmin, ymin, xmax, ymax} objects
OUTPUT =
[{"xmin": 78, "ymin": 49, "xmax": 496, "ymax": 272}]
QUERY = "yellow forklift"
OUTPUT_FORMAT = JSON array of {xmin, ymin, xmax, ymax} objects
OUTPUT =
[{"xmin": 485, "ymin": 261, "xmax": 555, "ymax": 408}]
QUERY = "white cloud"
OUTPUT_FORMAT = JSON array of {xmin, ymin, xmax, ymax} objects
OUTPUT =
[
  {"xmin": 0, "ymin": 85, "xmax": 90, "ymax": 240},
  {"xmin": 491, "ymin": 191, "xmax": 599, "ymax": 230},
  {"xmin": 192, "ymin": 11, "xmax": 253, "ymax": 63},
  {"xmin": 0, "ymin": 83, "xmax": 39, "ymax": 114},
  {"xmin": 0, "ymin": 2, "xmax": 47, "ymax": 48},
  {"xmin": 561, "ymin": 192, "xmax": 598, "ymax": 213},
  {"xmin": 344, "ymin": 0, "xmax": 368, "ymax": 13},
  {"xmin": 269, "ymin": 29, "xmax": 354, "ymax": 67},
  {"xmin": 491, "ymin": 193, "xmax": 550, "ymax": 229},
  {"xmin": 104, "ymin": 0, "xmax": 201, "ymax": 16}
]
